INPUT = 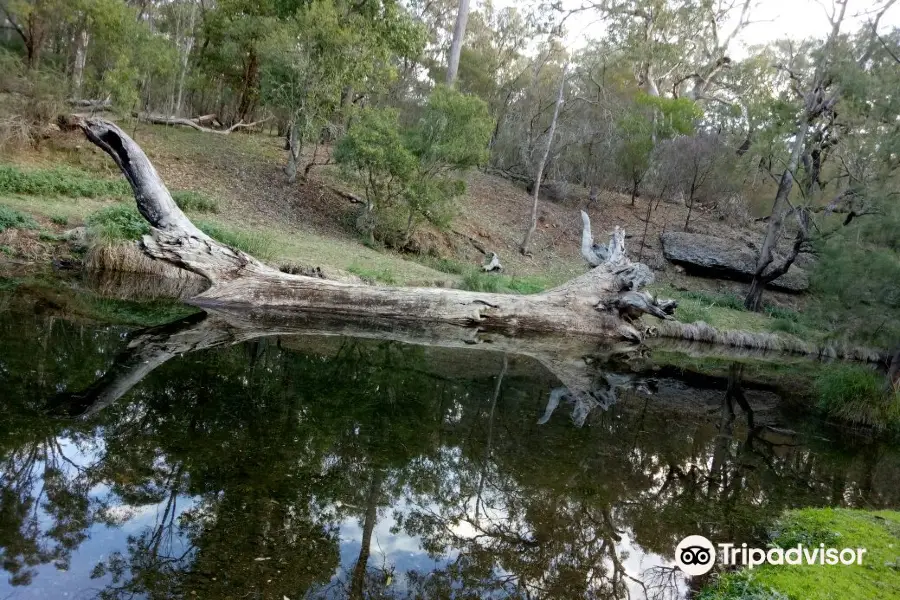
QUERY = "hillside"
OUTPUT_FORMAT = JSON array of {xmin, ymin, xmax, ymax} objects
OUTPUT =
[{"xmin": 1, "ymin": 121, "xmax": 788, "ymax": 298}]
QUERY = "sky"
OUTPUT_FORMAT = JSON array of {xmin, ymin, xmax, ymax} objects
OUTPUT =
[{"xmin": 487, "ymin": 0, "xmax": 900, "ymax": 54}]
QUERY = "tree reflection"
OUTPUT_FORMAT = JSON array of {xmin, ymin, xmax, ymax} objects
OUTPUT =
[{"xmin": 1, "ymin": 307, "xmax": 900, "ymax": 599}]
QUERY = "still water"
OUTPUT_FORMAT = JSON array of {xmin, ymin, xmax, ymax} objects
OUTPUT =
[{"xmin": 1, "ymin": 282, "xmax": 898, "ymax": 600}]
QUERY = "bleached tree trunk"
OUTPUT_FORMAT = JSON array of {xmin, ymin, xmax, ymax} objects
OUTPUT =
[
  {"xmin": 174, "ymin": 0, "xmax": 198, "ymax": 117},
  {"xmin": 445, "ymin": 0, "xmax": 470, "ymax": 86},
  {"xmin": 72, "ymin": 27, "xmax": 89, "ymax": 99},
  {"xmin": 520, "ymin": 63, "xmax": 567, "ymax": 255}
]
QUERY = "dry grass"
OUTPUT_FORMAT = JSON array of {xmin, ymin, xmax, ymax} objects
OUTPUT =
[
  {"xmin": 653, "ymin": 320, "xmax": 884, "ymax": 363},
  {"xmin": 84, "ymin": 242, "xmax": 204, "ymax": 281}
]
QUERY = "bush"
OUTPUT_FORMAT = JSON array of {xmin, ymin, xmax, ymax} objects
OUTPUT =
[
  {"xmin": 86, "ymin": 204, "xmax": 150, "ymax": 242},
  {"xmin": 0, "ymin": 165, "xmax": 131, "ymax": 198},
  {"xmin": 196, "ymin": 221, "xmax": 275, "ymax": 260},
  {"xmin": 816, "ymin": 365, "xmax": 900, "ymax": 432},
  {"xmin": 0, "ymin": 205, "xmax": 37, "ymax": 232},
  {"xmin": 172, "ymin": 190, "xmax": 218, "ymax": 213}
]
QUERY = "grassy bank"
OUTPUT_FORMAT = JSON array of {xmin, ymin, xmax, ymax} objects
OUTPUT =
[{"xmin": 699, "ymin": 509, "xmax": 900, "ymax": 600}]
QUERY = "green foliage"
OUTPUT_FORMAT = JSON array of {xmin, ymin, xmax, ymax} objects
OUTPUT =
[
  {"xmin": 336, "ymin": 87, "xmax": 492, "ymax": 247},
  {"xmin": 0, "ymin": 165, "xmax": 130, "ymax": 199},
  {"xmin": 50, "ymin": 214, "xmax": 68, "ymax": 226},
  {"xmin": 816, "ymin": 365, "xmax": 900, "ymax": 432},
  {"xmin": 171, "ymin": 190, "xmax": 218, "ymax": 213},
  {"xmin": 0, "ymin": 205, "xmax": 37, "ymax": 232},
  {"xmin": 196, "ymin": 220, "xmax": 275, "ymax": 259},
  {"xmin": 86, "ymin": 204, "xmax": 150, "ymax": 242},
  {"xmin": 697, "ymin": 572, "xmax": 788, "ymax": 600},
  {"xmin": 679, "ymin": 290, "xmax": 746, "ymax": 311}
]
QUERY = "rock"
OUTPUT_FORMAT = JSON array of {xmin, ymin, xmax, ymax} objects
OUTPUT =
[{"xmin": 660, "ymin": 232, "xmax": 809, "ymax": 292}]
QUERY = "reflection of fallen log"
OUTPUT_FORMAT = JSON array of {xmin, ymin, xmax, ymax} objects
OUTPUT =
[
  {"xmin": 78, "ymin": 118, "xmax": 675, "ymax": 341},
  {"xmin": 49, "ymin": 309, "xmax": 640, "ymax": 418},
  {"xmin": 132, "ymin": 112, "xmax": 272, "ymax": 134}
]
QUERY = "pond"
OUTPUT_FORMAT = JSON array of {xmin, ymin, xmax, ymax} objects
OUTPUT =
[{"xmin": 1, "ymin": 277, "xmax": 898, "ymax": 600}]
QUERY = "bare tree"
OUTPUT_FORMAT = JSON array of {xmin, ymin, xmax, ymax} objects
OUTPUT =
[
  {"xmin": 520, "ymin": 63, "xmax": 567, "ymax": 255},
  {"xmin": 445, "ymin": 0, "xmax": 471, "ymax": 86}
]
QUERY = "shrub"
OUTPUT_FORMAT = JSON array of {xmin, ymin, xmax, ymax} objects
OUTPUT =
[
  {"xmin": 172, "ymin": 190, "xmax": 218, "ymax": 213},
  {"xmin": 196, "ymin": 221, "xmax": 275, "ymax": 260},
  {"xmin": 816, "ymin": 365, "xmax": 900, "ymax": 432},
  {"xmin": 0, "ymin": 165, "xmax": 130, "ymax": 198},
  {"xmin": 0, "ymin": 205, "xmax": 37, "ymax": 232},
  {"xmin": 86, "ymin": 204, "xmax": 150, "ymax": 242}
]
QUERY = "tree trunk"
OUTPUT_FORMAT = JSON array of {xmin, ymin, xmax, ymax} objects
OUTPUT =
[
  {"xmin": 236, "ymin": 47, "xmax": 259, "ymax": 123},
  {"xmin": 285, "ymin": 123, "xmax": 300, "ymax": 183},
  {"xmin": 174, "ymin": 1, "xmax": 198, "ymax": 117},
  {"xmin": 520, "ymin": 64, "xmax": 567, "ymax": 255},
  {"xmin": 744, "ymin": 119, "xmax": 809, "ymax": 311},
  {"xmin": 445, "ymin": 0, "xmax": 471, "ymax": 86},
  {"xmin": 72, "ymin": 28, "xmax": 89, "ymax": 99},
  {"xmin": 78, "ymin": 117, "xmax": 673, "ymax": 342},
  {"xmin": 349, "ymin": 468, "xmax": 384, "ymax": 599}
]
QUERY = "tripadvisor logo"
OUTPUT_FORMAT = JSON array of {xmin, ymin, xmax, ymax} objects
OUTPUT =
[{"xmin": 675, "ymin": 535, "xmax": 868, "ymax": 576}]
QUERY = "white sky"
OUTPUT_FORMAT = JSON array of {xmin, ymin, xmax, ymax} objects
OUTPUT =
[{"xmin": 487, "ymin": 0, "xmax": 900, "ymax": 55}]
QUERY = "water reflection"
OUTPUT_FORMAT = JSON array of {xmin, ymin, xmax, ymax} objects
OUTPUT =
[{"xmin": 1, "ymin": 298, "xmax": 899, "ymax": 599}]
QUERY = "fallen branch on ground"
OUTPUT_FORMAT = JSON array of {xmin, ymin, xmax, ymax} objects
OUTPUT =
[{"xmin": 133, "ymin": 112, "xmax": 272, "ymax": 134}]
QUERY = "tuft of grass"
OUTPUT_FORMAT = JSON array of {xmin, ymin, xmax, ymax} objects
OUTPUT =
[
  {"xmin": 0, "ymin": 205, "xmax": 38, "ymax": 232},
  {"xmin": 50, "ymin": 214, "xmax": 69, "ymax": 226},
  {"xmin": 415, "ymin": 255, "xmax": 470, "ymax": 275},
  {"xmin": 196, "ymin": 220, "xmax": 275, "ymax": 259},
  {"xmin": 679, "ymin": 289, "xmax": 747, "ymax": 311},
  {"xmin": 86, "ymin": 204, "xmax": 150, "ymax": 242},
  {"xmin": 0, "ymin": 245, "xmax": 13, "ymax": 256},
  {"xmin": 348, "ymin": 264, "xmax": 397, "ymax": 285},
  {"xmin": 698, "ymin": 572, "xmax": 788, "ymax": 600},
  {"xmin": 460, "ymin": 271, "xmax": 551, "ymax": 294},
  {"xmin": 815, "ymin": 364, "xmax": 900, "ymax": 432},
  {"xmin": 172, "ymin": 190, "xmax": 218, "ymax": 213},
  {"xmin": 0, "ymin": 164, "xmax": 131, "ymax": 198}
]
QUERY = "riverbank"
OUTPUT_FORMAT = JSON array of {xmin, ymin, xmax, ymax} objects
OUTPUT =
[
  {"xmin": 699, "ymin": 508, "xmax": 900, "ymax": 600},
  {"xmin": 0, "ymin": 121, "xmax": 894, "ymax": 354}
]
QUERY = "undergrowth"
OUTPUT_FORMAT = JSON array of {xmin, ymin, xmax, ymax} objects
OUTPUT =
[
  {"xmin": 816, "ymin": 364, "xmax": 900, "ymax": 432},
  {"xmin": 86, "ymin": 204, "xmax": 149, "ymax": 242},
  {"xmin": 196, "ymin": 220, "xmax": 275, "ymax": 259},
  {"xmin": 0, "ymin": 164, "xmax": 130, "ymax": 198},
  {"xmin": 0, "ymin": 205, "xmax": 37, "ymax": 232},
  {"xmin": 172, "ymin": 190, "xmax": 218, "ymax": 213}
]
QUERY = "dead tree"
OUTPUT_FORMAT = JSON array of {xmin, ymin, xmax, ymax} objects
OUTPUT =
[
  {"xmin": 79, "ymin": 117, "xmax": 674, "ymax": 342},
  {"xmin": 521, "ymin": 63, "xmax": 567, "ymax": 255}
]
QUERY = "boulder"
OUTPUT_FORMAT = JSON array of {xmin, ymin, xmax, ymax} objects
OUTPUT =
[{"xmin": 660, "ymin": 232, "xmax": 808, "ymax": 292}]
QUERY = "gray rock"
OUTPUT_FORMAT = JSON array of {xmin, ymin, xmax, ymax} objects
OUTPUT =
[{"xmin": 660, "ymin": 232, "xmax": 808, "ymax": 292}]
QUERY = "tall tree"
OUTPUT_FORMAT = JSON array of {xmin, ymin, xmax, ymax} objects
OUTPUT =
[{"xmin": 445, "ymin": 0, "xmax": 470, "ymax": 85}]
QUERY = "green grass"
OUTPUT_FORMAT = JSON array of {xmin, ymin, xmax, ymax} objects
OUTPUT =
[
  {"xmin": 172, "ymin": 190, "xmax": 218, "ymax": 213},
  {"xmin": 700, "ymin": 509, "xmax": 900, "ymax": 600},
  {"xmin": 460, "ymin": 271, "xmax": 553, "ymax": 294},
  {"xmin": 348, "ymin": 264, "xmax": 398, "ymax": 285},
  {"xmin": 415, "ymin": 255, "xmax": 470, "ymax": 275},
  {"xmin": 85, "ymin": 204, "xmax": 150, "ymax": 242},
  {"xmin": 816, "ymin": 364, "xmax": 900, "ymax": 432},
  {"xmin": 0, "ymin": 204, "xmax": 37, "ymax": 232},
  {"xmin": 0, "ymin": 164, "xmax": 130, "ymax": 199},
  {"xmin": 50, "ymin": 214, "xmax": 68, "ymax": 226},
  {"xmin": 196, "ymin": 220, "xmax": 275, "ymax": 259},
  {"xmin": 0, "ymin": 245, "xmax": 13, "ymax": 256}
]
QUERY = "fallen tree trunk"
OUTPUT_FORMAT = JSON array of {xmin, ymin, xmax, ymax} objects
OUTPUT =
[
  {"xmin": 79, "ymin": 118, "xmax": 672, "ymax": 341},
  {"xmin": 132, "ymin": 112, "xmax": 271, "ymax": 134}
]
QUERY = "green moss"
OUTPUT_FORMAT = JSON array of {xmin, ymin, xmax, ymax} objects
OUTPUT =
[
  {"xmin": 0, "ymin": 204, "xmax": 38, "ymax": 232},
  {"xmin": 816, "ymin": 365, "xmax": 900, "ymax": 432},
  {"xmin": 700, "ymin": 509, "xmax": 900, "ymax": 600}
]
